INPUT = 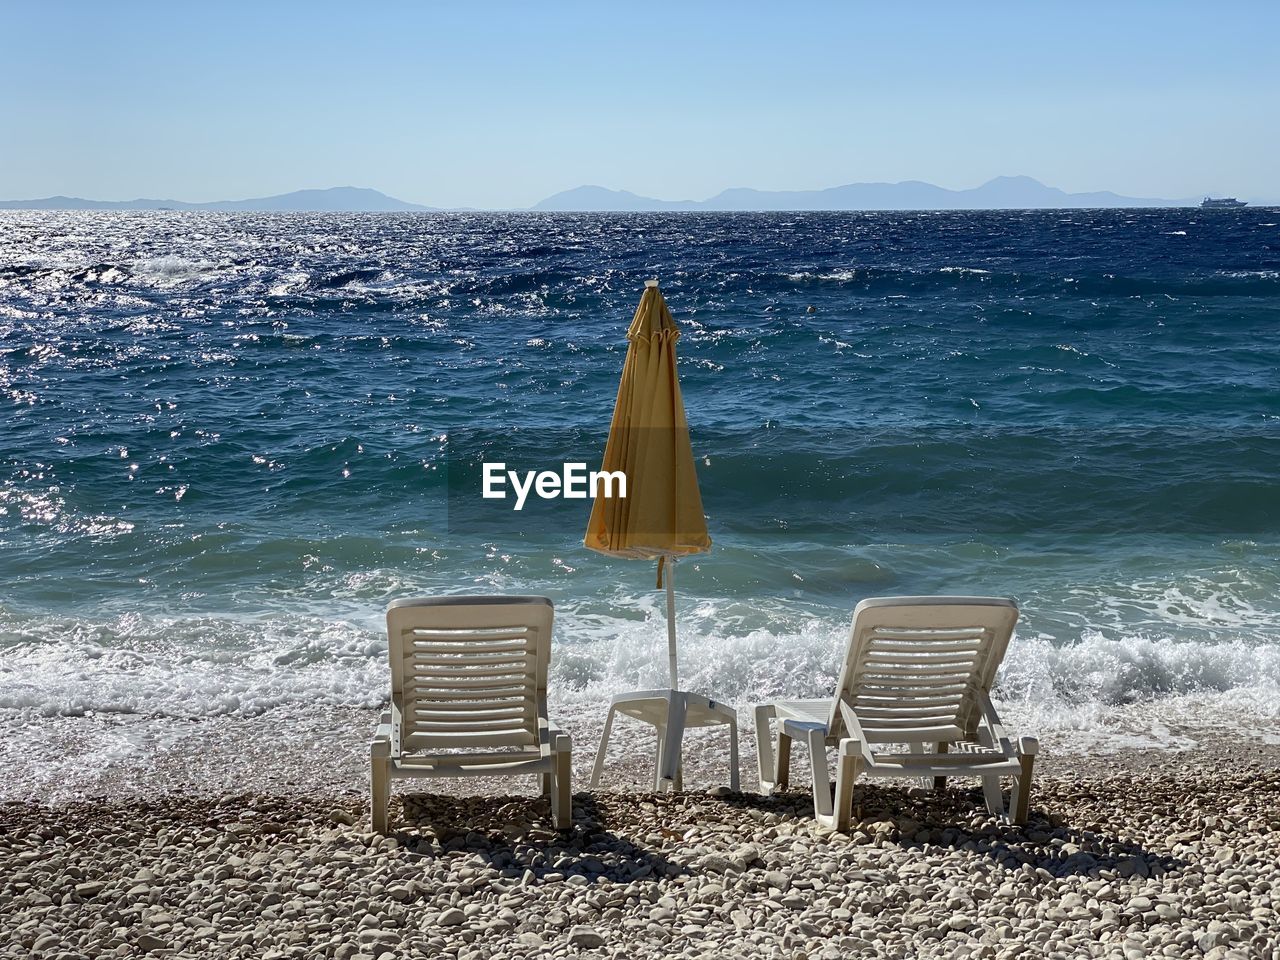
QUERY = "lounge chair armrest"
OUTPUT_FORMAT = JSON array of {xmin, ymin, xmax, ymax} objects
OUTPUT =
[
  {"xmin": 838, "ymin": 735, "xmax": 872, "ymax": 762},
  {"xmin": 548, "ymin": 721, "xmax": 572, "ymax": 755},
  {"xmin": 1018, "ymin": 735, "xmax": 1040, "ymax": 756},
  {"xmin": 976, "ymin": 690, "xmax": 1015, "ymax": 755},
  {"xmin": 837, "ymin": 699, "xmax": 868, "ymax": 741},
  {"xmin": 373, "ymin": 698, "xmax": 403, "ymax": 756},
  {"xmin": 371, "ymin": 722, "xmax": 393, "ymax": 759},
  {"xmin": 780, "ymin": 718, "xmax": 829, "ymax": 739}
]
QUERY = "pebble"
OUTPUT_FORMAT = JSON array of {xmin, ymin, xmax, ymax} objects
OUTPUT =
[
  {"xmin": 567, "ymin": 925, "xmax": 607, "ymax": 948},
  {"xmin": 763, "ymin": 870, "xmax": 790, "ymax": 891},
  {"xmin": 135, "ymin": 933, "xmax": 169, "ymax": 952}
]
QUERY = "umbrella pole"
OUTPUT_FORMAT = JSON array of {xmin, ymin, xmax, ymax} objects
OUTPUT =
[{"xmin": 665, "ymin": 554, "xmax": 679, "ymax": 689}]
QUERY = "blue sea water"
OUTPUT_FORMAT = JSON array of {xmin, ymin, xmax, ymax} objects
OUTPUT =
[{"xmin": 1, "ymin": 209, "xmax": 1278, "ymax": 744}]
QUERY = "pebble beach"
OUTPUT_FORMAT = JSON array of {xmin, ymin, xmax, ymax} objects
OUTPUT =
[
  {"xmin": 4, "ymin": 710, "xmax": 1279, "ymax": 960},
  {"xmin": 6, "ymin": 2, "xmax": 1280, "ymax": 954}
]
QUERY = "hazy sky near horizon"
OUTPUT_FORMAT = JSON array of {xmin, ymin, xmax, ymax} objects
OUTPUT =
[{"xmin": 4, "ymin": 1, "xmax": 1278, "ymax": 207}]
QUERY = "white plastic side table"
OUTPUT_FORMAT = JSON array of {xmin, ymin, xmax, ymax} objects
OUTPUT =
[{"xmin": 591, "ymin": 687, "xmax": 739, "ymax": 792}]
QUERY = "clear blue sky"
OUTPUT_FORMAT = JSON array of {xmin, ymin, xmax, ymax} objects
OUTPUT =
[{"xmin": 3, "ymin": 1, "xmax": 1277, "ymax": 207}]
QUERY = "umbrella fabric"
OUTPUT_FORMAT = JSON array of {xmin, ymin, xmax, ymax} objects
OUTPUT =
[{"xmin": 584, "ymin": 284, "xmax": 711, "ymax": 561}]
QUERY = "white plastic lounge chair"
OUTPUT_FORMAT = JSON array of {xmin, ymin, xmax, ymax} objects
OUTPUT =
[
  {"xmin": 754, "ymin": 596, "xmax": 1038, "ymax": 830},
  {"xmin": 370, "ymin": 596, "xmax": 572, "ymax": 833}
]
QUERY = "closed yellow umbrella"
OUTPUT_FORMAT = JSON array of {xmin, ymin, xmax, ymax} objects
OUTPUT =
[
  {"xmin": 584, "ymin": 279, "xmax": 711, "ymax": 563},
  {"xmin": 586, "ymin": 280, "xmax": 738, "ymax": 794}
]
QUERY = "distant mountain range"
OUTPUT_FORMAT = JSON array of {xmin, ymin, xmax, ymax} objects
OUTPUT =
[
  {"xmin": 531, "ymin": 176, "xmax": 1199, "ymax": 211},
  {"xmin": 0, "ymin": 177, "xmax": 1256, "ymax": 212},
  {"xmin": 0, "ymin": 186, "xmax": 437, "ymax": 212}
]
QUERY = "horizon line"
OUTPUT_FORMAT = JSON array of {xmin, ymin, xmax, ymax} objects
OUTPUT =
[{"xmin": 0, "ymin": 175, "xmax": 1272, "ymax": 212}]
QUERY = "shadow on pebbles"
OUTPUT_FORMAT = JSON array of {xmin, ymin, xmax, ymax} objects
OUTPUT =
[{"xmin": 2, "ymin": 768, "xmax": 1278, "ymax": 959}]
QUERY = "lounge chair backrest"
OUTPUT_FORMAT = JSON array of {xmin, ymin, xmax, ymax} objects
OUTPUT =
[
  {"xmin": 386, "ymin": 596, "xmax": 554, "ymax": 755},
  {"xmin": 828, "ymin": 596, "xmax": 1018, "ymax": 741}
]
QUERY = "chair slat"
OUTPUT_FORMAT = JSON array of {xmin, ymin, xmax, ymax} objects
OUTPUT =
[
  {"xmin": 856, "ymin": 686, "xmax": 966, "ymax": 699},
  {"xmin": 865, "ymin": 655, "xmax": 983, "ymax": 670},
  {"xmin": 404, "ymin": 684, "xmax": 528, "ymax": 699},
  {"xmin": 407, "ymin": 655, "xmax": 532, "ymax": 670},
  {"xmin": 860, "ymin": 674, "xmax": 972, "ymax": 686},
  {"xmin": 406, "ymin": 629, "xmax": 532, "ymax": 642},
  {"xmin": 411, "ymin": 721, "xmax": 533, "ymax": 735},
  {"xmin": 405, "ymin": 675, "xmax": 538, "ymax": 691},
  {"xmin": 408, "ymin": 701, "xmax": 532, "ymax": 716},
  {"xmin": 861, "ymin": 724, "xmax": 965, "ymax": 742},
  {"xmin": 867, "ymin": 640, "xmax": 983, "ymax": 655},
  {"xmin": 855, "ymin": 694, "xmax": 963, "ymax": 708},
  {"xmin": 854, "ymin": 703, "xmax": 961, "ymax": 718},
  {"xmin": 405, "ymin": 664, "xmax": 535, "ymax": 680},
  {"xmin": 859, "ymin": 717, "xmax": 962, "ymax": 728},
  {"xmin": 858, "ymin": 674, "xmax": 973, "ymax": 688},
  {"xmin": 869, "ymin": 628, "xmax": 988, "ymax": 640},
  {"xmin": 858, "ymin": 687, "xmax": 969, "ymax": 701},
  {"xmin": 407, "ymin": 642, "xmax": 532, "ymax": 660},
  {"xmin": 396, "ymin": 749, "xmax": 543, "ymax": 767},
  {"xmin": 405, "ymin": 730, "xmax": 538, "ymax": 749}
]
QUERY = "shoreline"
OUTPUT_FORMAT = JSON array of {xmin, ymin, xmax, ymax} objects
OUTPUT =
[{"xmin": 6, "ymin": 704, "xmax": 1280, "ymax": 805}]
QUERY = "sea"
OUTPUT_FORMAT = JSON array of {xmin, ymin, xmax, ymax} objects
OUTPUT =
[{"xmin": 2, "ymin": 209, "xmax": 1278, "ymax": 755}]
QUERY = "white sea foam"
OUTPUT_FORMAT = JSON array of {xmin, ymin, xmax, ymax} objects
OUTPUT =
[
  {"xmin": 2, "ymin": 598, "xmax": 1277, "ymax": 754},
  {"xmin": 0, "ymin": 610, "xmax": 386, "ymax": 718}
]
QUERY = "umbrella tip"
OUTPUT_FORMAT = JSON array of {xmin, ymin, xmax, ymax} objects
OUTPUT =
[{"xmin": 645, "ymin": 278, "xmax": 659, "ymax": 289}]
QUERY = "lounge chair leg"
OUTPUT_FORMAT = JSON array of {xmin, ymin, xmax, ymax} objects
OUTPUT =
[
  {"xmin": 654, "ymin": 720, "xmax": 667, "ymax": 791},
  {"xmin": 539, "ymin": 773, "xmax": 552, "ymax": 796},
  {"xmin": 982, "ymin": 775, "xmax": 1005, "ymax": 819},
  {"xmin": 803, "ymin": 728, "xmax": 835, "ymax": 827},
  {"xmin": 370, "ymin": 746, "xmax": 391, "ymax": 835},
  {"xmin": 1011, "ymin": 756, "xmax": 1034, "ymax": 826},
  {"xmin": 776, "ymin": 731, "xmax": 792, "ymax": 792},
  {"xmin": 673, "ymin": 761, "xmax": 683, "ymax": 793},
  {"xmin": 1011, "ymin": 738, "xmax": 1038, "ymax": 825},
  {"xmin": 933, "ymin": 741, "xmax": 949, "ymax": 792},
  {"xmin": 908, "ymin": 741, "xmax": 932, "ymax": 790},
  {"xmin": 727, "ymin": 711, "xmax": 740, "ymax": 793},
  {"xmin": 590, "ymin": 704, "xmax": 617, "ymax": 789},
  {"xmin": 551, "ymin": 734, "xmax": 573, "ymax": 830},
  {"xmin": 833, "ymin": 738, "xmax": 862, "ymax": 833},
  {"xmin": 754, "ymin": 704, "xmax": 777, "ymax": 793}
]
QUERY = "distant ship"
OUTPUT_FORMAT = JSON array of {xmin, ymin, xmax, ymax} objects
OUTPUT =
[{"xmin": 1201, "ymin": 197, "xmax": 1248, "ymax": 209}]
